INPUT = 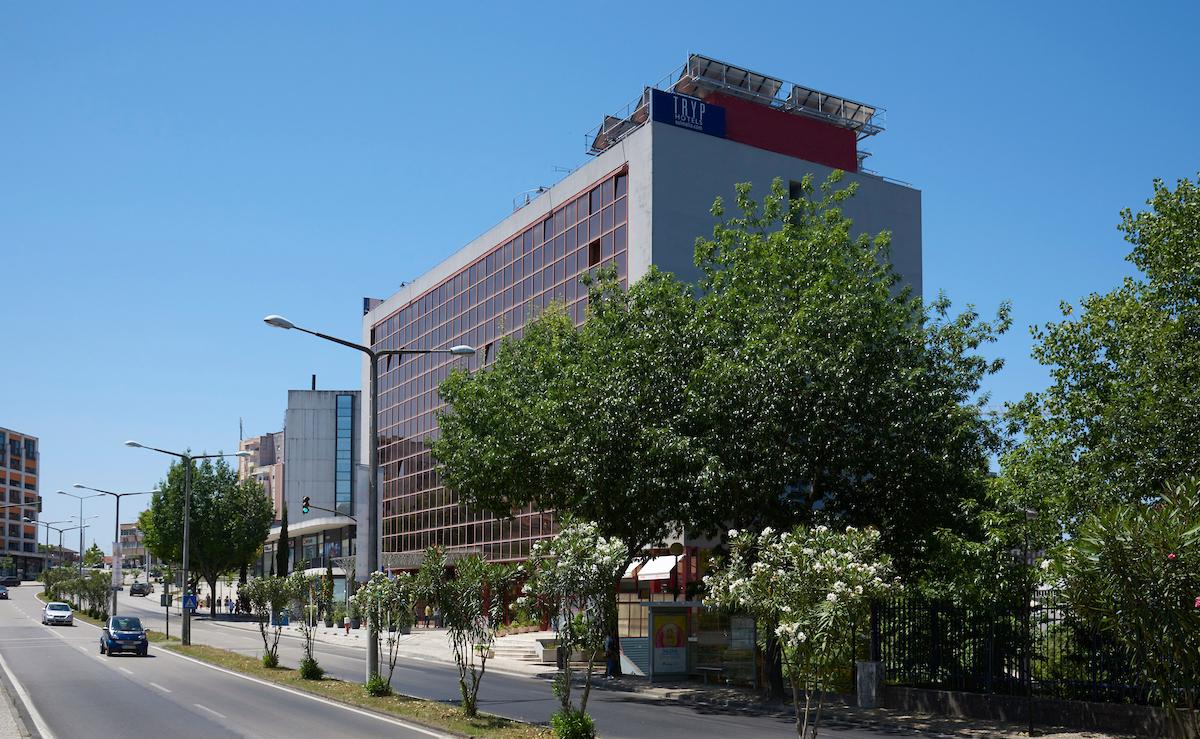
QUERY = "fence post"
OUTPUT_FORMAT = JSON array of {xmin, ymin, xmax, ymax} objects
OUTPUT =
[{"xmin": 870, "ymin": 601, "xmax": 880, "ymax": 662}]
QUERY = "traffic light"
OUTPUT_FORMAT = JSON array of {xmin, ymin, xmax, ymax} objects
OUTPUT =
[{"xmin": 301, "ymin": 496, "xmax": 310, "ymax": 515}]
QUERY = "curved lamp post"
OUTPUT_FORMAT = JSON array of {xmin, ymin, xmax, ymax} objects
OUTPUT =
[
  {"xmin": 24, "ymin": 517, "xmax": 68, "ymax": 571},
  {"xmin": 124, "ymin": 441, "xmax": 249, "ymax": 645},
  {"xmin": 73, "ymin": 484, "xmax": 157, "ymax": 618},
  {"xmin": 264, "ymin": 313, "xmax": 473, "ymax": 681},
  {"xmin": 57, "ymin": 490, "xmax": 99, "ymax": 577}
]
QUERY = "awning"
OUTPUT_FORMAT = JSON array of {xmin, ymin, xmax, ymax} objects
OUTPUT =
[{"xmin": 633, "ymin": 555, "xmax": 679, "ymax": 581}]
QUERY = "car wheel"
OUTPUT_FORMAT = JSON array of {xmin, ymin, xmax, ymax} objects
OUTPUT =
[{"xmin": 100, "ymin": 643, "xmax": 105, "ymax": 655}]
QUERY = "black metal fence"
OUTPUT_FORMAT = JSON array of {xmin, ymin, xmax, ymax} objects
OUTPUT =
[{"xmin": 874, "ymin": 590, "xmax": 1151, "ymax": 705}]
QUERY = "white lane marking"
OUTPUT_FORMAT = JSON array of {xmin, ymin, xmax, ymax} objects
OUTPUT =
[
  {"xmin": 119, "ymin": 667, "xmax": 133, "ymax": 675},
  {"xmin": 149, "ymin": 681, "xmax": 172, "ymax": 693},
  {"xmin": 0, "ymin": 649, "xmax": 55, "ymax": 739},
  {"xmin": 194, "ymin": 704, "xmax": 227, "ymax": 719},
  {"xmin": 157, "ymin": 648, "xmax": 449, "ymax": 738}
]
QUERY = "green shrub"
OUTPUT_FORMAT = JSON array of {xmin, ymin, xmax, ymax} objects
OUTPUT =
[
  {"xmin": 365, "ymin": 672, "xmax": 392, "ymax": 697},
  {"xmin": 298, "ymin": 656, "xmax": 324, "ymax": 680},
  {"xmin": 550, "ymin": 709, "xmax": 595, "ymax": 739},
  {"xmin": 261, "ymin": 652, "xmax": 279, "ymax": 668}
]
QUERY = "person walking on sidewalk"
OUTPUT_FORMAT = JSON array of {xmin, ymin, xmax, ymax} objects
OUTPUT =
[
  {"xmin": 604, "ymin": 634, "xmax": 618, "ymax": 679},
  {"xmin": 423, "ymin": 604, "xmax": 432, "ymax": 628}
]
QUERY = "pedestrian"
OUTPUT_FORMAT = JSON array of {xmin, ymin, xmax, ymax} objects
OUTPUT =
[
  {"xmin": 226, "ymin": 596, "xmax": 233, "ymax": 615},
  {"xmin": 604, "ymin": 634, "xmax": 618, "ymax": 679},
  {"xmin": 424, "ymin": 604, "xmax": 432, "ymax": 628}
]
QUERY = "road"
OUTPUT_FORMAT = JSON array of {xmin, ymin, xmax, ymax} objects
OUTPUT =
[
  {"xmin": 107, "ymin": 586, "xmax": 911, "ymax": 739},
  {"xmin": 0, "ymin": 585, "xmax": 448, "ymax": 739}
]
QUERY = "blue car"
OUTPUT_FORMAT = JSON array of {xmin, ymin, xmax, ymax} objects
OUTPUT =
[{"xmin": 100, "ymin": 616, "xmax": 148, "ymax": 657}]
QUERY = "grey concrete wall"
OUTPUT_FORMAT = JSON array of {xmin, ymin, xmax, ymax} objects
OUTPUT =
[
  {"xmin": 647, "ymin": 121, "xmax": 922, "ymax": 297},
  {"xmin": 284, "ymin": 389, "xmax": 359, "ymax": 519}
]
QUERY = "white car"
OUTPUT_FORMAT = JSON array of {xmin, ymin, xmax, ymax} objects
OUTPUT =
[{"xmin": 42, "ymin": 601, "xmax": 74, "ymax": 626}]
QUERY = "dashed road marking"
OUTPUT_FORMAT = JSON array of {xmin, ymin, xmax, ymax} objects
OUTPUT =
[
  {"xmin": 119, "ymin": 667, "xmax": 133, "ymax": 675},
  {"xmin": 194, "ymin": 704, "xmax": 226, "ymax": 719},
  {"xmin": 149, "ymin": 681, "xmax": 172, "ymax": 693}
]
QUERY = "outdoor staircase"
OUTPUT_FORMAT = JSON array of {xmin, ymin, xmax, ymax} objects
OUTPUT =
[{"xmin": 491, "ymin": 632, "xmax": 551, "ymax": 663}]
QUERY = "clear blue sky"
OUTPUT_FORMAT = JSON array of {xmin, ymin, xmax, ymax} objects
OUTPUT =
[{"xmin": 3, "ymin": 3, "xmax": 1196, "ymax": 554}]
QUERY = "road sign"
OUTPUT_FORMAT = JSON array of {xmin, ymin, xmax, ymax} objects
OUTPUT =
[{"xmin": 182, "ymin": 594, "xmax": 198, "ymax": 610}]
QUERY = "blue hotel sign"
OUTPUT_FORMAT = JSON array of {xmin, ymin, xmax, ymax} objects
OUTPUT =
[{"xmin": 651, "ymin": 88, "xmax": 725, "ymax": 138}]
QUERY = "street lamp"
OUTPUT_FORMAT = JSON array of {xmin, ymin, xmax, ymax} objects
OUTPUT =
[
  {"xmin": 58, "ymin": 490, "xmax": 100, "ymax": 577},
  {"xmin": 24, "ymin": 518, "xmax": 67, "ymax": 572},
  {"xmin": 59, "ymin": 521, "xmax": 93, "ymax": 569},
  {"xmin": 264, "ymin": 313, "xmax": 474, "ymax": 681},
  {"xmin": 124, "ymin": 441, "xmax": 250, "ymax": 645},
  {"xmin": 73, "ymin": 484, "xmax": 156, "ymax": 618}
]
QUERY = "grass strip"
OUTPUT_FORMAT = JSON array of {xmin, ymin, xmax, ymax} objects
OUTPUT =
[{"xmin": 162, "ymin": 642, "xmax": 550, "ymax": 738}]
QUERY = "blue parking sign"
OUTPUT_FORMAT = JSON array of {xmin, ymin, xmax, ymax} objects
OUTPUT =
[{"xmin": 182, "ymin": 594, "xmax": 198, "ymax": 610}]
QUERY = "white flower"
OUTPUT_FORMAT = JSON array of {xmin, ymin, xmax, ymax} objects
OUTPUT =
[
  {"xmin": 826, "ymin": 592, "xmax": 838, "ymax": 603},
  {"xmin": 1039, "ymin": 559, "xmax": 1051, "ymax": 571},
  {"xmin": 802, "ymin": 547, "xmax": 815, "ymax": 556},
  {"xmin": 815, "ymin": 525, "xmax": 829, "ymax": 534},
  {"xmin": 728, "ymin": 529, "xmax": 740, "ymax": 538}
]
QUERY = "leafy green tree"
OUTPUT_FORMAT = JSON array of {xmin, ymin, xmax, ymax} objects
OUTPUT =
[
  {"xmin": 288, "ymin": 571, "xmax": 324, "ymax": 679},
  {"xmin": 352, "ymin": 571, "xmax": 416, "ymax": 694},
  {"xmin": 689, "ymin": 175, "xmax": 1010, "ymax": 572},
  {"xmin": 82, "ymin": 542, "xmax": 105, "ymax": 568},
  {"xmin": 1003, "ymin": 174, "xmax": 1200, "ymax": 537},
  {"xmin": 242, "ymin": 575, "xmax": 298, "ymax": 667},
  {"xmin": 518, "ymin": 518, "xmax": 627, "ymax": 732},
  {"xmin": 705, "ymin": 525, "xmax": 896, "ymax": 738},
  {"xmin": 1056, "ymin": 476, "xmax": 1200, "ymax": 734},
  {"xmin": 141, "ymin": 455, "xmax": 274, "ymax": 619},
  {"xmin": 436, "ymin": 267, "xmax": 708, "ymax": 563},
  {"xmin": 417, "ymin": 548, "xmax": 519, "ymax": 717}
]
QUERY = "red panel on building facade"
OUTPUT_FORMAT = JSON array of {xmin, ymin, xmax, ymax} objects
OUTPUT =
[{"xmin": 706, "ymin": 91, "xmax": 859, "ymax": 172}]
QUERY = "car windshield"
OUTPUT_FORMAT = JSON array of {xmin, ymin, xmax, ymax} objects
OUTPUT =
[
  {"xmin": 48, "ymin": 603, "xmax": 70, "ymax": 611},
  {"xmin": 111, "ymin": 617, "xmax": 142, "ymax": 631}
]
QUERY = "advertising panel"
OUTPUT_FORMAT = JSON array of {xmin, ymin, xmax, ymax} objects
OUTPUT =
[
  {"xmin": 650, "ymin": 89, "xmax": 726, "ymax": 139},
  {"xmin": 652, "ymin": 611, "xmax": 689, "ymax": 674}
]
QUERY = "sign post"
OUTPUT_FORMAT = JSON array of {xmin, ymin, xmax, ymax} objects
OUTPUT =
[{"xmin": 161, "ymin": 584, "xmax": 171, "ymax": 640}]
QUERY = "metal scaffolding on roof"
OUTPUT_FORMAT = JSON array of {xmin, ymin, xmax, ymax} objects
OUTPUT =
[{"xmin": 586, "ymin": 53, "xmax": 885, "ymax": 155}]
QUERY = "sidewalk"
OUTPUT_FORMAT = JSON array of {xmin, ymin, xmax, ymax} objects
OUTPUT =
[{"xmin": 202, "ymin": 618, "xmax": 1123, "ymax": 738}]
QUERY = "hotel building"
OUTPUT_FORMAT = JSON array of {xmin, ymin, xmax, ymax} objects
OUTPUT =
[{"xmin": 360, "ymin": 54, "xmax": 922, "ymax": 576}]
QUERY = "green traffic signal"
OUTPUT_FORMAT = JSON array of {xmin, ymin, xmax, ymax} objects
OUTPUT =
[{"xmin": 302, "ymin": 496, "xmax": 310, "ymax": 514}]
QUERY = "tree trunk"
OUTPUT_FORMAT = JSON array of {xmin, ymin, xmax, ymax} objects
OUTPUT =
[
  {"xmin": 206, "ymin": 574, "xmax": 219, "ymax": 619},
  {"xmin": 765, "ymin": 630, "xmax": 787, "ymax": 702}
]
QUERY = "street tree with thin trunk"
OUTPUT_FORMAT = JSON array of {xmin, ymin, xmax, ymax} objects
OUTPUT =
[
  {"xmin": 242, "ymin": 575, "xmax": 298, "ymax": 667},
  {"xmin": 275, "ymin": 504, "xmax": 289, "ymax": 577},
  {"xmin": 417, "ymin": 548, "xmax": 518, "ymax": 717},
  {"xmin": 141, "ymin": 456, "xmax": 274, "ymax": 619},
  {"xmin": 352, "ymin": 570, "xmax": 416, "ymax": 694},
  {"xmin": 705, "ymin": 525, "xmax": 897, "ymax": 738},
  {"xmin": 518, "ymin": 518, "xmax": 627, "ymax": 735}
]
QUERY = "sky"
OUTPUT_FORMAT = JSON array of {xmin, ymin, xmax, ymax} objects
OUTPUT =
[{"xmin": 2, "ymin": 3, "xmax": 1197, "ymax": 554}]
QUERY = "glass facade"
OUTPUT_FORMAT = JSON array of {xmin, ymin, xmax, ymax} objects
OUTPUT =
[
  {"xmin": 335, "ymin": 394, "xmax": 354, "ymax": 516},
  {"xmin": 371, "ymin": 169, "xmax": 630, "ymax": 562}
]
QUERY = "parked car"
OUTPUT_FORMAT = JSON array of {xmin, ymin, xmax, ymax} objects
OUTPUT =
[
  {"xmin": 0, "ymin": 576, "xmax": 20, "ymax": 587},
  {"xmin": 0, "ymin": 585, "xmax": 8, "ymax": 600},
  {"xmin": 42, "ymin": 601, "xmax": 74, "ymax": 626},
  {"xmin": 100, "ymin": 616, "xmax": 148, "ymax": 657},
  {"xmin": 129, "ymin": 582, "xmax": 154, "ymax": 597}
]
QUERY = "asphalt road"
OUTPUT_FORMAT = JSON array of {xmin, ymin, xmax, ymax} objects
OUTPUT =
[
  {"xmin": 0, "ymin": 585, "xmax": 448, "ymax": 739},
  {"xmin": 108, "ymin": 586, "xmax": 912, "ymax": 739}
]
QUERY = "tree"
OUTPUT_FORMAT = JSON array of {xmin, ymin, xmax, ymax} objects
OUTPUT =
[
  {"xmin": 1003, "ymin": 174, "xmax": 1200, "ymax": 537},
  {"xmin": 352, "ymin": 571, "xmax": 416, "ymax": 694},
  {"xmin": 435, "ymin": 267, "xmax": 708, "ymax": 570},
  {"xmin": 141, "ymin": 455, "xmax": 274, "ymax": 618},
  {"xmin": 288, "ymin": 571, "xmax": 324, "ymax": 679},
  {"xmin": 689, "ymin": 176, "xmax": 1010, "ymax": 573},
  {"xmin": 276, "ymin": 504, "xmax": 290, "ymax": 577},
  {"xmin": 417, "ymin": 548, "xmax": 518, "ymax": 717},
  {"xmin": 518, "ymin": 518, "xmax": 627, "ymax": 736},
  {"xmin": 82, "ymin": 543, "xmax": 105, "ymax": 568},
  {"xmin": 242, "ymin": 575, "xmax": 298, "ymax": 667},
  {"xmin": 1055, "ymin": 476, "xmax": 1200, "ymax": 735},
  {"xmin": 705, "ymin": 525, "xmax": 897, "ymax": 738}
]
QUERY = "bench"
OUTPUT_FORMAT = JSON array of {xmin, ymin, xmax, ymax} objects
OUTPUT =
[{"xmin": 695, "ymin": 665, "xmax": 725, "ymax": 685}]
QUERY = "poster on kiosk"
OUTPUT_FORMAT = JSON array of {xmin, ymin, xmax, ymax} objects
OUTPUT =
[{"xmin": 651, "ymin": 609, "xmax": 689, "ymax": 675}]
